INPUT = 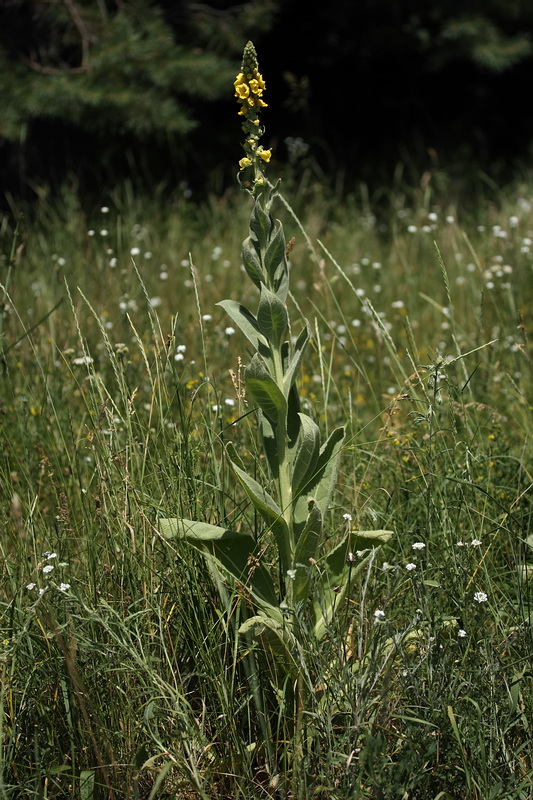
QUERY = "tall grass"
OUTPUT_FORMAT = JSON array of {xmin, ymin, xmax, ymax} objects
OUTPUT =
[{"xmin": 0, "ymin": 169, "xmax": 532, "ymax": 798}]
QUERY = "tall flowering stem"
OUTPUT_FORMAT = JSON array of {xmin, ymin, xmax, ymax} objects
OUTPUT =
[{"xmin": 160, "ymin": 41, "xmax": 393, "ymax": 786}]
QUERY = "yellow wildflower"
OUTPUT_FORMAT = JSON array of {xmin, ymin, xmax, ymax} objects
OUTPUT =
[
  {"xmin": 235, "ymin": 83, "xmax": 249, "ymax": 100},
  {"xmin": 239, "ymin": 157, "xmax": 252, "ymax": 170},
  {"xmin": 258, "ymin": 149, "xmax": 271, "ymax": 163},
  {"xmin": 249, "ymin": 79, "xmax": 264, "ymax": 96}
]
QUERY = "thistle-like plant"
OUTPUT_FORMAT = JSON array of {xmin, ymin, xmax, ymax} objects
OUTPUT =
[{"xmin": 159, "ymin": 39, "xmax": 392, "ymax": 725}]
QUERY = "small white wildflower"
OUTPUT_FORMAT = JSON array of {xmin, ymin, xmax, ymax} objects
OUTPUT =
[
  {"xmin": 38, "ymin": 588, "xmax": 46, "ymax": 596},
  {"xmin": 342, "ymin": 513, "xmax": 353, "ymax": 522},
  {"xmin": 458, "ymin": 629, "xmax": 467, "ymax": 638},
  {"xmin": 130, "ymin": 247, "xmax": 141, "ymax": 256},
  {"xmin": 159, "ymin": 271, "xmax": 168, "ymax": 280},
  {"xmin": 474, "ymin": 591, "xmax": 488, "ymax": 604},
  {"xmin": 42, "ymin": 565, "xmax": 54, "ymax": 574},
  {"xmin": 286, "ymin": 569, "xmax": 297, "ymax": 581},
  {"xmin": 100, "ymin": 229, "xmax": 108, "ymax": 237},
  {"xmin": 144, "ymin": 251, "xmax": 152, "ymax": 259},
  {"xmin": 58, "ymin": 583, "xmax": 71, "ymax": 593},
  {"xmin": 374, "ymin": 609, "xmax": 386, "ymax": 620},
  {"xmin": 87, "ymin": 230, "xmax": 95, "ymax": 237},
  {"xmin": 428, "ymin": 212, "xmax": 438, "ymax": 222},
  {"xmin": 471, "ymin": 538, "xmax": 482, "ymax": 547},
  {"xmin": 101, "ymin": 206, "xmax": 110, "ymax": 213},
  {"xmin": 224, "ymin": 327, "xmax": 236, "ymax": 335},
  {"xmin": 446, "ymin": 215, "xmax": 455, "ymax": 224},
  {"xmin": 26, "ymin": 582, "xmax": 37, "ymax": 591},
  {"xmin": 456, "ymin": 541, "xmax": 466, "ymax": 547},
  {"xmin": 224, "ymin": 398, "xmax": 235, "ymax": 407},
  {"xmin": 176, "ymin": 344, "xmax": 186, "ymax": 353},
  {"xmin": 149, "ymin": 296, "xmax": 162, "ymax": 308},
  {"xmin": 174, "ymin": 353, "xmax": 184, "ymax": 362},
  {"xmin": 202, "ymin": 314, "xmax": 212, "ymax": 321},
  {"xmin": 412, "ymin": 542, "xmax": 426, "ymax": 550},
  {"xmin": 46, "ymin": 552, "xmax": 58, "ymax": 560},
  {"xmin": 407, "ymin": 225, "xmax": 417, "ymax": 233},
  {"xmin": 72, "ymin": 356, "xmax": 94, "ymax": 366},
  {"xmin": 405, "ymin": 563, "xmax": 417, "ymax": 571}
]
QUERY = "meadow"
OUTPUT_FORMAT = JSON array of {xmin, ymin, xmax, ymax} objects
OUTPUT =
[{"xmin": 1, "ymin": 143, "xmax": 533, "ymax": 798}]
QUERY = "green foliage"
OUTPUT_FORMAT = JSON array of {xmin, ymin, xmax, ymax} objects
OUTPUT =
[{"xmin": 0, "ymin": 0, "xmax": 274, "ymax": 143}]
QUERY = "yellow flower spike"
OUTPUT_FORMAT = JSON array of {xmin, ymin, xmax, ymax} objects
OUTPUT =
[{"xmin": 236, "ymin": 41, "xmax": 271, "ymax": 191}]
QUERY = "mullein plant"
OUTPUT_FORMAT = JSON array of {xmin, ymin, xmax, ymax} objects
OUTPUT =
[{"xmin": 160, "ymin": 40, "xmax": 393, "ymax": 778}]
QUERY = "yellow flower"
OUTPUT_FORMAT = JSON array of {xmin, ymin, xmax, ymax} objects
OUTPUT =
[
  {"xmin": 249, "ymin": 79, "xmax": 264, "ymax": 96},
  {"xmin": 239, "ymin": 157, "xmax": 252, "ymax": 170},
  {"xmin": 258, "ymin": 149, "xmax": 271, "ymax": 163},
  {"xmin": 235, "ymin": 83, "xmax": 250, "ymax": 99}
]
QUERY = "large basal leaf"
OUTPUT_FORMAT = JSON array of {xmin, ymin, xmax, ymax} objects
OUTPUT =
[
  {"xmin": 264, "ymin": 220, "xmax": 287, "ymax": 284},
  {"xmin": 239, "ymin": 614, "xmax": 311, "ymax": 686},
  {"xmin": 159, "ymin": 518, "xmax": 278, "ymax": 610},
  {"xmin": 257, "ymin": 285, "xmax": 288, "ymax": 348},
  {"xmin": 216, "ymin": 300, "xmax": 272, "ymax": 365},
  {"xmin": 246, "ymin": 353, "xmax": 287, "ymax": 428},
  {"xmin": 290, "ymin": 412, "xmax": 321, "ymax": 499},
  {"xmin": 228, "ymin": 458, "xmax": 291, "ymax": 573},
  {"xmin": 312, "ymin": 528, "xmax": 394, "ymax": 640},
  {"xmin": 242, "ymin": 235, "xmax": 265, "ymax": 289},
  {"xmin": 283, "ymin": 322, "xmax": 310, "ymax": 397}
]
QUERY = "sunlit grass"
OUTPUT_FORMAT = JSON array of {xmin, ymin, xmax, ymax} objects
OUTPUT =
[{"xmin": 1, "ymin": 173, "xmax": 532, "ymax": 798}]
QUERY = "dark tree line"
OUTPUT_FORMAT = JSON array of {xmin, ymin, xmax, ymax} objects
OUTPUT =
[{"xmin": 2, "ymin": 0, "xmax": 533, "ymax": 198}]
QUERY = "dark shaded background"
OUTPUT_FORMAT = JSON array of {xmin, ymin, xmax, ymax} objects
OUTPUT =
[{"xmin": 2, "ymin": 0, "xmax": 533, "ymax": 201}]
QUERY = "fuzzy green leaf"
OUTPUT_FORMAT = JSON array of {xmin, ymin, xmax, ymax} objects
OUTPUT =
[
  {"xmin": 291, "ymin": 413, "xmax": 321, "ymax": 498},
  {"xmin": 158, "ymin": 517, "xmax": 278, "ymax": 610},
  {"xmin": 239, "ymin": 614, "xmax": 310, "ymax": 685},
  {"xmin": 283, "ymin": 322, "xmax": 310, "ymax": 396},
  {"xmin": 259, "ymin": 411, "xmax": 279, "ymax": 480},
  {"xmin": 246, "ymin": 354, "xmax": 287, "ymax": 427},
  {"xmin": 257, "ymin": 285, "xmax": 288, "ymax": 348},
  {"xmin": 293, "ymin": 500, "xmax": 323, "ymax": 604},
  {"xmin": 228, "ymin": 458, "xmax": 291, "ymax": 573},
  {"xmin": 292, "ymin": 425, "xmax": 345, "ymax": 542},
  {"xmin": 312, "ymin": 529, "xmax": 394, "ymax": 639},
  {"xmin": 264, "ymin": 220, "xmax": 287, "ymax": 283},
  {"xmin": 216, "ymin": 300, "xmax": 272, "ymax": 364},
  {"xmin": 250, "ymin": 198, "xmax": 272, "ymax": 251},
  {"xmin": 241, "ymin": 235, "xmax": 265, "ymax": 289}
]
